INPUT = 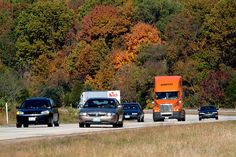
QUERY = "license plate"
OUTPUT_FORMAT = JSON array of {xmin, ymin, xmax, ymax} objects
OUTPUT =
[
  {"xmin": 29, "ymin": 117, "xmax": 36, "ymax": 121},
  {"xmin": 132, "ymin": 113, "xmax": 138, "ymax": 115},
  {"xmin": 93, "ymin": 117, "xmax": 101, "ymax": 122},
  {"xmin": 125, "ymin": 115, "xmax": 130, "ymax": 118}
]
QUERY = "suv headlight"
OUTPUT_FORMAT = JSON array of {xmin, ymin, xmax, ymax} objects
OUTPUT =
[
  {"xmin": 41, "ymin": 110, "xmax": 50, "ymax": 115},
  {"xmin": 107, "ymin": 113, "xmax": 115, "ymax": 116},
  {"xmin": 16, "ymin": 111, "xmax": 24, "ymax": 115},
  {"xmin": 79, "ymin": 112, "xmax": 88, "ymax": 116}
]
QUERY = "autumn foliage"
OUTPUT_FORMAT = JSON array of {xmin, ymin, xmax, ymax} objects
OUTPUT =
[
  {"xmin": 79, "ymin": 5, "xmax": 131, "ymax": 42},
  {"xmin": 0, "ymin": 0, "xmax": 235, "ymax": 108},
  {"xmin": 113, "ymin": 23, "xmax": 161, "ymax": 69}
]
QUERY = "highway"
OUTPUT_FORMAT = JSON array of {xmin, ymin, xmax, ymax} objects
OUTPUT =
[{"xmin": 1, "ymin": 114, "xmax": 236, "ymax": 142}]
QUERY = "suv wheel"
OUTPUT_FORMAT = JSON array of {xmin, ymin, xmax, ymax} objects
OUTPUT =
[
  {"xmin": 79, "ymin": 123, "xmax": 84, "ymax": 128},
  {"xmin": 48, "ymin": 117, "xmax": 53, "ymax": 127},
  {"xmin": 54, "ymin": 120, "xmax": 59, "ymax": 127},
  {"xmin": 16, "ymin": 123, "xmax": 22, "ymax": 128}
]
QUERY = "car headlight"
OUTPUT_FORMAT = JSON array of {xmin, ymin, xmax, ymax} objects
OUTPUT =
[
  {"xmin": 16, "ymin": 111, "xmax": 24, "ymax": 115},
  {"xmin": 41, "ymin": 110, "xmax": 50, "ymax": 115},
  {"xmin": 107, "ymin": 113, "xmax": 115, "ymax": 116},
  {"xmin": 213, "ymin": 112, "xmax": 218, "ymax": 114},
  {"xmin": 79, "ymin": 112, "xmax": 88, "ymax": 116},
  {"xmin": 199, "ymin": 112, "xmax": 205, "ymax": 115}
]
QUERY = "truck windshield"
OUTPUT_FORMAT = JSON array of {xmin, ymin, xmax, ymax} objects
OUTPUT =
[{"xmin": 156, "ymin": 92, "xmax": 178, "ymax": 100}]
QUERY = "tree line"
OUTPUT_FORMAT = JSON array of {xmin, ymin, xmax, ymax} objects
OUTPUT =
[{"xmin": 0, "ymin": 0, "xmax": 235, "ymax": 109}]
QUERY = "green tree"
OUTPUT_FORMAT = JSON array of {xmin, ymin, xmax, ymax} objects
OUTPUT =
[
  {"xmin": 15, "ymin": 0, "xmax": 73, "ymax": 68},
  {"xmin": 200, "ymin": 0, "xmax": 236, "ymax": 68},
  {"xmin": 134, "ymin": 0, "xmax": 182, "ymax": 34}
]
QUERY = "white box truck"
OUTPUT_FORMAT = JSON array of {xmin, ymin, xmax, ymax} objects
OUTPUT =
[{"xmin": 78, "ymin": 90, "xmax": 121, "ymax": 107}]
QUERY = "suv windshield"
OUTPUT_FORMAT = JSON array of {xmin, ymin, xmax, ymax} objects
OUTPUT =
[
  {"xmin": 156, "ymin": 92, "xmax": 178, "ymax": 100},
  {"xmin": 123, "ymin": 104, "xmax": 140, "ymax": 110},
  {"xmin": 84, "ymin": 99, "xmax": 117, "ymax": 108},
  {"xmin": 200, "ymin": 106, "xmax": 216, "ymax": 111},
  {"xmin": 20, "ymin": 99, "xmax": 51, "ymax": 109}
]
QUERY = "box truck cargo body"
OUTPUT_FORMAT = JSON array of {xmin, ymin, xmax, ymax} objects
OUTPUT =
[{"xmin": 79, "ymin": 90, "xmax": 121, "ymax": 107}]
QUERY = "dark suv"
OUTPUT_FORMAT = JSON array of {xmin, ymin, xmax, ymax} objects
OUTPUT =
[
  {"xmin": 122, "ymin": 103, "xmax": 144, "ymax": 122},
  {"xmin": 198, "ymin": 105, "xmax": 218, "ymax": 121},
  {"xmin": 16, "ymin": 97, "xmax": 60, "ymax": 128}
]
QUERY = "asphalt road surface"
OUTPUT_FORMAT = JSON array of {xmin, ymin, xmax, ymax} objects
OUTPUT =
[{"xmin": 1, "ymin": 114, "xmax": 236, "ymax": 142}]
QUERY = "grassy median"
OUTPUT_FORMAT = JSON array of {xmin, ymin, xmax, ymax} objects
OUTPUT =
[{"xmin": 0, "ymin": 121, "xmax": 236, "ymax": 157}]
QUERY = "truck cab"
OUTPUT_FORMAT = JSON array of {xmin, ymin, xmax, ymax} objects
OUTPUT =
[{"xmin": 153, "ymin": 76, "xmax": 185, "ymax": 122}]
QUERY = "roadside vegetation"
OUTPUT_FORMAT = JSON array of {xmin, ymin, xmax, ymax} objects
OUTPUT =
[
  {"xmin": 0, "ymin": 121, "xmax": 236, "ymax": 157},
  {"xmin": 0, "ymin": 0, "xmax": 235, "ymax": 114}
]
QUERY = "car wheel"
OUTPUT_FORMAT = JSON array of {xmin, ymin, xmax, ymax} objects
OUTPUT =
[
  {"xmin": 117, "ymin": 121, "xmax": 123, "ymax": 127},
  {"xmin": 23, "ymin": 124, "xmax": 28, "ymax": 128},
  {"xmin": 79, "ymin": 123, "xmax": 84, "ymax": 128},
  {"xmin": 85, "ymin": 124, "xmax": 90, "ymax": 128},
  {"xmin": 141, "ymin": 117, "xmax": 144, "ymax": 122},
  {"xmin": 137, "ymin": 118, "xmax": 141, "ymax": 122},
  {"xmin": 54, "ymin": 120, "xmax": 59, "ymax": 127},
  {"xmin": 216, "ymin": 117, "xmax": 218, "ymax": 120},
  {"xmin": 16, "ymin": 123, "xmax": 22, "ymax": 128},
  {"xmin": 48, "ymin": 117, "xmax": 53, "ymax": 127},
  {"xmin": 113, "ymin": 123, "xmax": 117, "ymax": 128},
  {"xmin": 199, "ymin": 118, "xmax": 202, "ymax": 121}
]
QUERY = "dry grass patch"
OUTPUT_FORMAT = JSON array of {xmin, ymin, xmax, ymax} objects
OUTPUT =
[{"xmin": 1, "ymin": 121, "xmax": 236, "ymax": 157}]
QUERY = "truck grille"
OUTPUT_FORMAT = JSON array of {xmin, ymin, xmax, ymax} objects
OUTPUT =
[{"xmin": 160, "ymin": 104, "xmax": 173, "ymax": 113}]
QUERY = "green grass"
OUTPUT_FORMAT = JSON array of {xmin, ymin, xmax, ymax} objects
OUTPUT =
[{"xmin": 0, "ymin": 121, "xmax": 236, "ymax": 157}]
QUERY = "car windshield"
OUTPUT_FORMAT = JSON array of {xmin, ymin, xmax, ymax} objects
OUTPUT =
[
  {"xmin": 20, "ymin": 99, "xmax": 51, "ymax": 109},
  {"xmin": 123, "ymin": 104, "xmax": 140, "ymax": 110},
  {"xmin": 200, "ymin": 106, "xmax": 216, "ymax": 110},
  {"xmin": 83, "ymin": 99, "xmax": 117, "ymax": 108},
  {"xmin": 156, "ymin": 92, "xmax": 178, "ymax": 100}
]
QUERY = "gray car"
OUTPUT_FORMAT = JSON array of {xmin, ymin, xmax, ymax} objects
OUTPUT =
[{"xmin": 78, "ymin": 98, "xmax": 124, "ymax": 128}]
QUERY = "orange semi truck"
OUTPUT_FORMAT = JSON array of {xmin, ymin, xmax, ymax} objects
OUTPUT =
[{"xmin": 153, "ymin": 76, "xmax": 185, "ymax": 122}]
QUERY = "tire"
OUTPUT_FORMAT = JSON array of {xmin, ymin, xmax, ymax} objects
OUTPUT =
[
  {"xmin": 216, "ymin": 117, "xmax": 218, "ymax": 120},
  {"xmin": 54, "ymin": 115, "xmax": 60, "ymax": 127},
  {"xmin": 199, "ymin": 118, "xmax": 202, "ymax": 121},
  {"xmin": 23, "ymin": 124, "xmax": 28, "ymax": 128},
  {"xmin": 141, "ymin": 117, "xmax": 144, "ymax": 122},
  {"xmin": 113, "ymin": 123, "xmax": 117, "ymax": 128},
  {"xmin": 85, "ymin": 124, "xmax": 90, "ymax": 128},
  {"xmin": 16, "ymin": 123, "xmax": 22, "ymax": 128},
  {"xmin": 117, "ymin": 121, "xmax": 123, "ymax": 127},
  {"xmin": 79, "ymin": 123, "xmax": 84, "ymax": 128},
  {"xmin": 48, "ymin": 117, "xmax": 53, "ymax": 127},
  {"xmin": 54, "ymin": 120, "xmax": 59, "ymax": 127}
]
